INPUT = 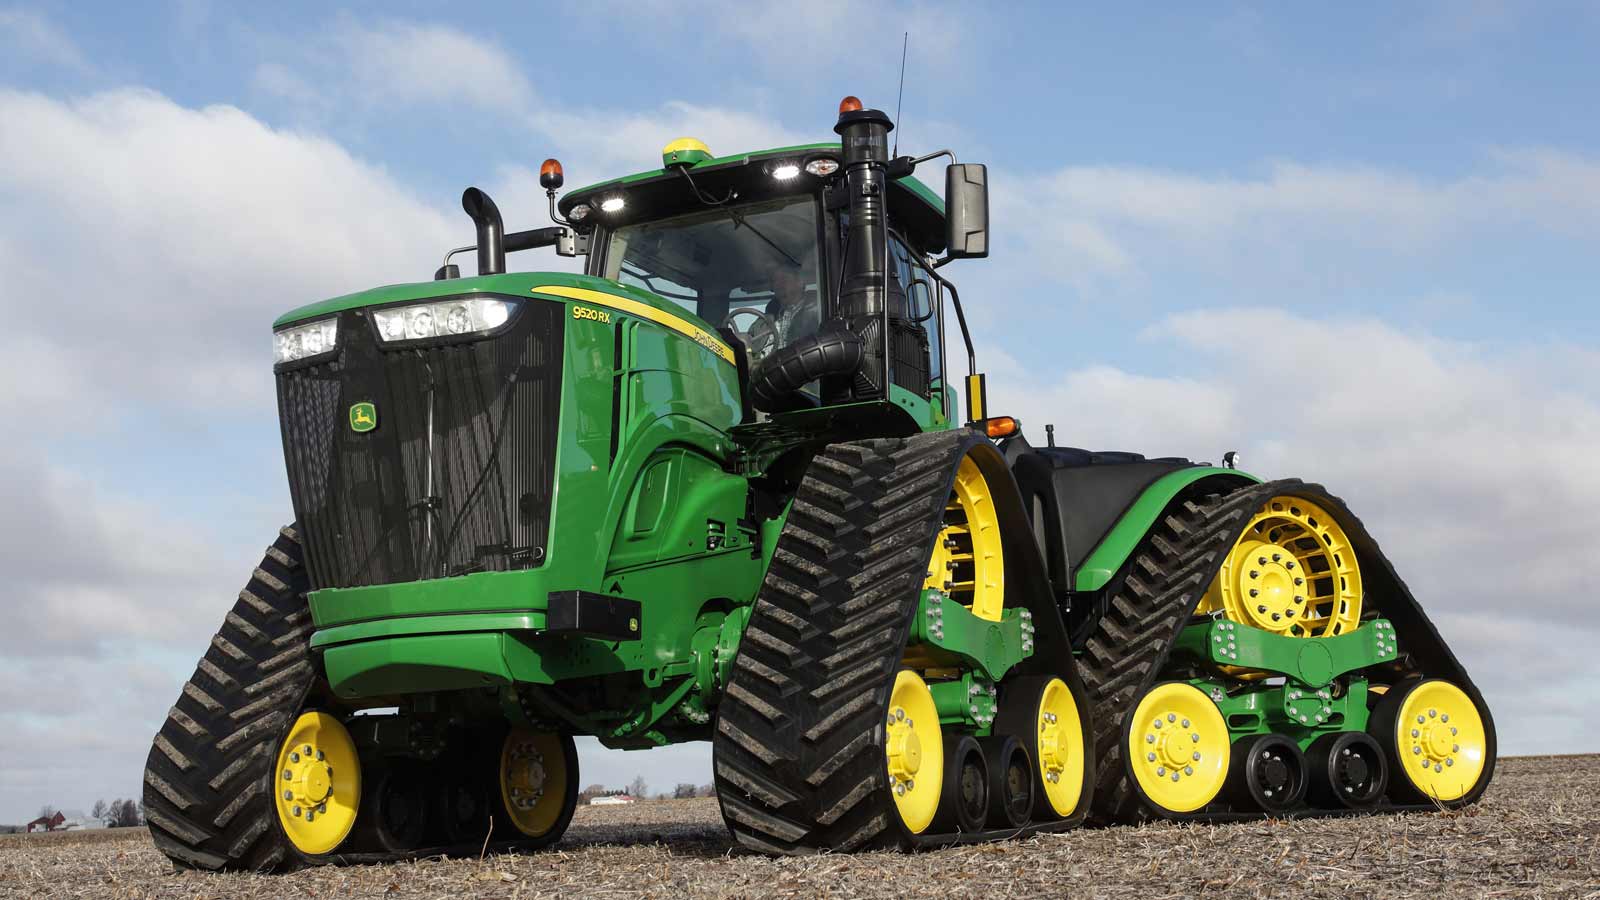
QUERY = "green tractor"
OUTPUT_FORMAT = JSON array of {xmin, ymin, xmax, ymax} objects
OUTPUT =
[{"xmin": 144, "ymin": 96, "xmax": 1495, "ymax": 870}]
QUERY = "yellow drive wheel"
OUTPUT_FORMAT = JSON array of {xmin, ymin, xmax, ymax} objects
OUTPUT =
[
  {"xmin": 273, "ymin": 711, "xmax": 361, "ymax": 856},
  {"xmin": 925, "ymin": 455, "xmax": 1005, "ymax": 622},
  {"xmin": 995, "ymin": 675, "xmax": 1087, "ymax": 819},
  {"xmin": 885, "ymin": 669, "xmax": 943, "ymax": 834},
  {"xmin": 1386, "ymin": 679, "xmax": 1489, "ymax": 802},
  {"xmin": 1126, "ymin": 683, "xmax": 1230, "ymax": 814},
  {"xmin": 1197, "ymin": 494, "xmax": 1362, "ymax": 638},
  {"xmin": 499, "ymin": 730, "xmax": 573, "ymax": 839},
  {"xmin": 1034, "ymin": 678, "xmax": 1087, "ymax": 817}
]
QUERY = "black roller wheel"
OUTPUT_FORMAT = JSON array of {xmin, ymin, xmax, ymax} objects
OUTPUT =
[
  {"xmin": 932, "ymin": 735, "xmax": 988, "ymax": 834},
  {"xmin": 980, "ymin": 735, "xmax": 1033, "ymax": 829},
  {"xmin": 1306, "ymin": 732, "xmax": 1387, "ymax": 810},
  {"xmin": 1229, "ymin": 734, "xmax": 1308, "ymax": 814},
  {"xmin": 364, "ymin": 763, "xmax": 430, "ymax": 853},
  {"xmin": 436, "ymin": 771, "xmax": 492, "ymax": 846}
]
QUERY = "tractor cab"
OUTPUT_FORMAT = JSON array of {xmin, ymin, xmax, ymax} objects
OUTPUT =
[{"xmin": 557, "ymin": 137, "xmax": 959, "ymax": 422}]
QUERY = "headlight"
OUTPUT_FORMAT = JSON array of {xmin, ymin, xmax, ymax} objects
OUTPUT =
[
  {"xmin": 274, "ymin": 317, "xmax": 338, "ymax": 364},
  {"xmin": 371, "ymin": 297, "xmax": 515, "ymax": 343}
]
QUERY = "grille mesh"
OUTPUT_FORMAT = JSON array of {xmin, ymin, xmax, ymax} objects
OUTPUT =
[{"xmin": 276, "ymin": 300, "xmax": 563, "ymax": 590}]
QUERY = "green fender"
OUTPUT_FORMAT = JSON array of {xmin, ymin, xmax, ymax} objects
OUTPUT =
[{"xmin": 1072, "ymin": 467, "xmax": 1261, "ymax": 592}]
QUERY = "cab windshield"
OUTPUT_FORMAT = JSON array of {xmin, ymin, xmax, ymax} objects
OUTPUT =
[{"xmin": 602, "ymin": 196, "xmax": 822, "ymax": 365}]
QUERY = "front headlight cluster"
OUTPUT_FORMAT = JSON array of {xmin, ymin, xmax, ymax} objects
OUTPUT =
[
  {"xmin": 274, "ymin": 318, "xmax": 338, "ymax": 364},
  {"xmin": 373, "ymin": 298, "xmax": 514, "ymax": 342}
]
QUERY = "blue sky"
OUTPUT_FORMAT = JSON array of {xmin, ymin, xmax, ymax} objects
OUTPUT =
[{"xmin": 2, "ymin": 1, "xmax": 1598, "ymax": 823}]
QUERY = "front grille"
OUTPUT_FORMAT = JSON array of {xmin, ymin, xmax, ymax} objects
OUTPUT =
[{"xmin": 276, "ymin": 298, "xmax": 563, "ymax": 590}]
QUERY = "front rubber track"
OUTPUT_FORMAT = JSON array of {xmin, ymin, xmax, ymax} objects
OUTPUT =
[
  {"xmin": 142, "ymin": 525, "xmax": 320, "ymax": 872},
  {"xmin": 713, "ymin": 432, "xmax": 976, "ymax": 854}
]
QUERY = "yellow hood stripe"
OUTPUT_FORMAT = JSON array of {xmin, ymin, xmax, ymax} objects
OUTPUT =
[{"xmin": 532, "ymin": 284, "xmax": 736, "ymax": 366}]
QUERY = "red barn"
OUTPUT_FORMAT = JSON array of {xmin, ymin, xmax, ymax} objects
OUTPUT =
[{"xmin": 26, "ymin": 812, "xmax": 65, "ymax": 833}]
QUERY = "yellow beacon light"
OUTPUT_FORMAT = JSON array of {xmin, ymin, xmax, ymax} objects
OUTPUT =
[{"xmin": 662, "ymin": 137, "xmax": 713, "ymax": 168}]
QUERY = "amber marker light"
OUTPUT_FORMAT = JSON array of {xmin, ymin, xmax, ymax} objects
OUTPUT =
[
  {"xmin": 838, "ymin": 95, "xmax": 863, "ymax": 113},
  {"xmin": 539, "ymin": 158, "xmax": 564, "ymax": 190},
  {"xmin": 985, "ymin": 416, "xmax": 1020, "ymax": 439}
]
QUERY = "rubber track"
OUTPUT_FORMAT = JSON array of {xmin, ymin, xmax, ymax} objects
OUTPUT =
[
  {"xmin": 1078, "ymin": 478, "xmax": 1495, "ymax": 822},
  {"xmin": 713, "ymin": 432, "xmax": 966, "ymax": 853},
  {"xmin": 142, "ymin": 525, "xmax": 318, "ymax": 871}
]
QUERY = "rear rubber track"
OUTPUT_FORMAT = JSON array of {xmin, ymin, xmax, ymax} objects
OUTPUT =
[
  {"xmin": 1078, "ymin": 480, "xmax": 1285, "ymax": 822},
  {"xmin": 142, "ymin": 525, "xmax": 321, "ymax": 871},
  {"xmin": 713, "ymin": 432, "xmax": 966, "ymax": 853},
  {"xmin": 1077, "ymin": 477, "xmax": 1494, "ymax": 822}
]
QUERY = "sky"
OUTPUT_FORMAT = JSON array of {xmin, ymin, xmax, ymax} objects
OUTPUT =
[{"xmin": 2, "ymin": 0, "xmax": 1598, "ymax": 823}]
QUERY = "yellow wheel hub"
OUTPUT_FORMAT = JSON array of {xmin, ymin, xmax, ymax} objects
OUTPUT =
[
  {"xmin": 885, "ymin": 669, "xmax": 943, "ymax": 834},
  {"xmin": 273, "ymin": 711, "xmax": 360, "ymax": 856},
  {"xmin": 924, "ymin": 455, "xmax": 1005, "ymax": 622},
  {"xmin": 500, "ymin": 730, "xmax": 570, "ymax": 838},
  {"xmin": 1035, "ymin": 678, "xmax": 1086, "ymax": 816},
  {"xmin": 1127, "ymin": 683, "xmax": 1230, "ymax": 813},
  {"xmin": 1199, "ymin": 495, "xmax": 1362, "ymax": 638},
  {"xmin": 1394, "ymin": 680, "xmax": 1487, "ymax": 801}
]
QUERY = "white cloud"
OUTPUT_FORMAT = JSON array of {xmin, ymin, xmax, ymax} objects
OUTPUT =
[
  {"xmin": 0, "ymin": 87, "xmax": 459, "ymax": 416},
  {"xmin": 991, "ymin": 307, "xmax": 1600, "ymax": 752},
  {"xmin": 0, "ymin": 7, "xmax": 89, "ymax": 72},
  {"xmin": 530, "ymin": 100, "xmax": 816, "ymax": 185},
  {"xmin": 1010, "ymin": 151, "xmax": 1600, "ymax": 282}
]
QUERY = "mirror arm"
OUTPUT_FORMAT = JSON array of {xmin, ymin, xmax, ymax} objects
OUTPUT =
[{"xmin": 925, "ymin": 265, "xmax": 976, "ymax": 378}]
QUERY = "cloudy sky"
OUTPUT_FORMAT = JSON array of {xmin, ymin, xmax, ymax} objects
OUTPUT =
[{"xmin": 3, "ymin": 1, "xmax": 1598, "ymax": 823}]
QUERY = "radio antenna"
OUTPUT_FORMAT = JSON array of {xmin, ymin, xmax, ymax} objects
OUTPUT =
[{"xmin": 892, "ymin": 31, "xmax": 908, "ymax": 156}]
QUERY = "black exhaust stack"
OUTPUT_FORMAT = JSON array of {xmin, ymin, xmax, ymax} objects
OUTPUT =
[
  {"xmin": 830, "ymin": 101, "xmax": 896, "ymax": 401},
  {"xmin": 461, "ymin": 187, "xmax": 506, "ymax": 276},
  {"xmin": 834, "ymin": 103, "xmax": 894, "ymax": 320}
]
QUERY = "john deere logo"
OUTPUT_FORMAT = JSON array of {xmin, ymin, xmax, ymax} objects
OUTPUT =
[{"xmin": 349, "ymin": 402, "xmax": 378, "ymax": 433}]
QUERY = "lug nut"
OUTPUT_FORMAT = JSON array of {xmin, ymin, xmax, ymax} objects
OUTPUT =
[
  {"xmin": 290, "ymin": 752, "xmax": 300, "ymax": 763},
  {"xmin": 283, "ymin": 789, "xmax": 293, "ymax": 800},
  {"xmin": 292, "ymin": 805, "xmax": 302, "ymax": 817}
]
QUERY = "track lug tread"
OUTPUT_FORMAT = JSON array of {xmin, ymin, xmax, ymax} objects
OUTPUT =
[
  {"xmin": 142, "ymin": 525, "xmax": 321, "ymax": 872},
  {"xmin": 714, "ymin": 433, "xmax": 977, "ymax": 854}
]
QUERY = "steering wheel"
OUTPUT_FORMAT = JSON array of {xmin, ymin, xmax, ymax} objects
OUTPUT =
[{"xmin": 725, "ymin": 307, "xmax": 781, "ymax": 363}]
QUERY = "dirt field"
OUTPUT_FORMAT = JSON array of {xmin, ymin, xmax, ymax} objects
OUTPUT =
[{"xmin": 2, "ymin": 755, "xmax": 1595, "ymax": 899}]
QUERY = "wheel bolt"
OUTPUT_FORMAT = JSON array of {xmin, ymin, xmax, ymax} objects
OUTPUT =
[
  {"xmin": 283, "ymin": 770, "xmax": 292, "ymax": 780},
  {"xmin": 1294, "ymin": 577, "xmax": 1304, "ymax": 586},
  {"xmin": 283, "ymin": 789, "xmax": 293, "ymax": 800},
  {"xmin": 316, "ymin": 751, "xmax": 325, "ymax": 761},
  {"xmin": 1272, "ymin": 553, "xmax": 1281, "ymax": 562},
  {"xmin": 1148, "ymin": 752, "xmax": 1157, "ymax": 762},
  {"xmin": 290, "ymin": 752, "xmax": 300, "ymax": 763},
  {"xmin": 292, "ymin": 805, "xmax": 302, "ymax": 817},
  {"xmin": 1156, "ymin": 767, "xmax": 1166, "ymax": 777},
  {"xmin": 1250, "ymin": 570, "xmax": 1259, "ymax": 579},
  {"xmin": 1184, "ymin": 766, "xmax": 1193, "ymax": 776},
  {"xmin": 1191, "ymin": 733, "xmax": 1199, "ymax": 742},
  {"xmin": 1193, "ymin": 751, "xmax": 1201, "ymax": 761},
  {"xmin": 1258, "ymin": 556, "xmax": 1267, "ymax": 565}
]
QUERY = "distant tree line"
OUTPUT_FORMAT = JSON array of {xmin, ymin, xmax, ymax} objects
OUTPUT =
[{"xmin": 576, "ymin": 776, "xmax": 716, "ymax": 805}]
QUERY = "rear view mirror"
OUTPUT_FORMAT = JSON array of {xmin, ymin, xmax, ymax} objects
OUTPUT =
[{"xmin": 945, "ymin": 164, "xmax": 989, "ymax": 259}]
